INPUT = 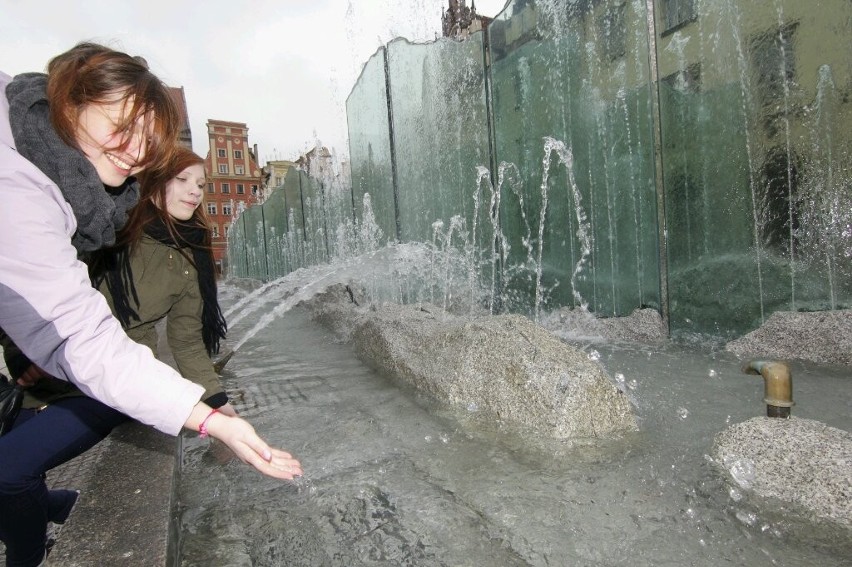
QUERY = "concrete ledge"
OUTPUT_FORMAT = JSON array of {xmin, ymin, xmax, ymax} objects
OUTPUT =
[{"xmin": 46, "ymin": 421, "xmax": 177, "ymax": 567}]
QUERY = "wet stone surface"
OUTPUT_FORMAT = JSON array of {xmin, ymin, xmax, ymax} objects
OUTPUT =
[
  {"xmin": 303, "ymin": 286, "xmax": 638, "ymax": 440},
  {"xmin": 713, "ymin": 416, "xmax": 852, "ymax": 529},
  {"xmin": 726, "ymin": 309, "xmax": 852, "ymax": 366}
]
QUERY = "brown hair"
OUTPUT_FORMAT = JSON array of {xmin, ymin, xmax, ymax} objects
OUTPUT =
[
  {"xmin": 46, "ymin": 42, "xmax": 180, "ymax": 173},
  {"xmin": 119, "ymin": 146, "xmax": 213, "ymax": 252}
]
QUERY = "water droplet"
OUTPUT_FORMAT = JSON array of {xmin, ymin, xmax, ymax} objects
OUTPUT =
[
  {"xmin": 708, "ymin": 369, "xmax": 717, "ymax": 378},
  {"xmin": 627, "ymin": 379, "xmax": 638, "ymax": 390},
  {"xmin": 440, "ymin": 433, "xmax": 450, "ymax": 444},
  {"xmin": 729, "ymin": 487, "xmax": 743, "ymax": 502},
  {"xmin": 467, "ymin": 401, "xmax": 478, "ymax": 412},
  {"xmin": 727, "ymin": 458, "xmax": 756, "ymax": 489},
  {"xmin": 677, "ymin": 407, "xmax": 689, "ymax": 419},
  {"xmin": 735, "ymin": 510, "xmax": 757, "ymax": 526},
  {"xmin": 588, "ymin": 349, "xmax": 601, "ymax": 361},
  {"xmin": 424, "ymin": 435, "xmax": 433, "ymax": 443},
  {"xmin": 615, "ymin": 372, "xmax": 626, "ymax": 384}
]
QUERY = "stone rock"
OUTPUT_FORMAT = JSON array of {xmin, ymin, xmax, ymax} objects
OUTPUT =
[
  {"xmin": 301, "ymin": 286, "xmax": 638, "ymax": 439},
  {"xmin": 540, "ymin": 307, "xmax": 666, "ymax": 343},
  {"xmin": 713, "ymin": 417, "xmax": 852, "ymax": 529},
  {"xmin": 725, "ymin": 310, "xmax": 852, "ymax": 366}
]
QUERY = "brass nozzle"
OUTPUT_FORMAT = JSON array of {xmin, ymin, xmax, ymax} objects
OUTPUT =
[{"xmin": 743, "ymin": 360, "xmax": 794, "ymax": 418}]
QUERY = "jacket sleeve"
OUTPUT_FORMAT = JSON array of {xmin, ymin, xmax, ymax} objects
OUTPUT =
[
  {"xmin": 0, "ymin": 148, "xmax": 205, "ymax": 434},
  {"xmin": 0, "ymin": 325, "xmax": 33, "ymax": 379},
  {"xmin": 166, "ymin": 275, "xmax": 227, "ymax": 405}
]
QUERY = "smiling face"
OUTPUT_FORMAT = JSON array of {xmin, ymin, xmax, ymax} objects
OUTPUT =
[
  {"xmin": 164, "ymin": 163, "xmax": 206, "ymax": 221},
  {"xmin": 75, "ymin": 94, "xmax": 152, "ymax": 188}
]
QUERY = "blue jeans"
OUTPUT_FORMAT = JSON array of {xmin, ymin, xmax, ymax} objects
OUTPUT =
[{"xmin": 0, "ymin": 396, "xmax": 128, "ymax": 567}]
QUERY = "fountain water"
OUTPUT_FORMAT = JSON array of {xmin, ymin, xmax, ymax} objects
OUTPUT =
[
  {"xmin": 175, "ymin": 256, "xmax": 852, "ymax": 565},
  {"xmin": 194, "ymin": 1, "xmax": 851, "ymax": 564},
  {"xmin": 179, "ymin": 153, "xmax": 849, "ymax": 566}
]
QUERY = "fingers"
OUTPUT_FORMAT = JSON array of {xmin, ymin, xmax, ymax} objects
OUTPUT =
[
  {"xmin": 207, "ymin": 414, "xmax": 303, "ymax": 480},
  {"xmin": 16, "ymin": 364, "xmax": 48, "ymax": 387},
  {"xmin": 241, "ymin": 446, "xmax": 303, "ymax": 479},
  {"xmin": 241, "ymin": 437, "xmax": 304, "ymax": 479}
]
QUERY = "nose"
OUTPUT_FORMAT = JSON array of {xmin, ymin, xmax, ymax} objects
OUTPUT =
[
  {"xmin": 121, "ymin": 129, "xmax": 145, "ymax": 166},
  {"xmin": 125, "ymin": 119, "xmax": 148, "ymax": 166}
]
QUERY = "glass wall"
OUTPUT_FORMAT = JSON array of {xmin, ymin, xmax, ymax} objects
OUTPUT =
[
  {"xmin": 347, "ymin": 48, "xmax": 398, "ymax": 242},
  {"xmin": 489, "ymin": 0, "xmax": 659, "ymax": 318},
  {"xmin": 658, "ymin": 0, "xmax": 852, "ymax": 336},
  {"xmin": 229, "ymin": 0, "xmax": 852, "ymax": 340}
]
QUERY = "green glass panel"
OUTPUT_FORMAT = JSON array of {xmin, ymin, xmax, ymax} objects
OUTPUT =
[
  {"xmin": 346, "ymin": 48, "xmax": 397, "ymax": 242},
  {"xmin": 657, "ymin": 0, "xmax": 852, "ymax": 337},
  {"xmin": 261, "ymin": 187, "xmax": 290, "ymax": 277},
  {"xmin": 386, "ymin": 37, "xmax": 491, "ymax": 245},
  {"xmin": 489, "ymin": 0, "xmax": 659, "ymax": 318}
]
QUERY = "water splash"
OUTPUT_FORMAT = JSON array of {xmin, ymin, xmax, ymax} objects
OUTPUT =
[{"xmin": 541, "ymin": 137, "xmax": 591, "ymax": 313}]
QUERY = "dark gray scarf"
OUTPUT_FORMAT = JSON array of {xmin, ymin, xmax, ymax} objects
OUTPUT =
[{"xmin": 5, "ymin": 72, "xmax": 139, "ymax": 252}]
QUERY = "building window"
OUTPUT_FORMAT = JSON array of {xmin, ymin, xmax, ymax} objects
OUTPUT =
[
  {"xmin": 218, "ymin": 164, "xmax": 229, "ymax": 174},
  {"xmin": 235, "ymin": 165, "xmax": 244, "ymax": 175},
  {"xmin": 660, "ymin": 0, "xmax": 695, "ymax": 35},
  {"xmin": 207, "ymin": 183, "xmax": 215, "ymax": 194},
  {"xmin": 207, "ymin": 203, "xmax": 217, "ymax": 215},
  {"xmin": 221, "ymin": 183, "xmax": 230, "ymax": 194},
  {"xmin": 750, "ymin": 22, "xmax": 798, "ymax": 108},
  {"xmin": 211, "ymin": 225, "xmax": 219, "ymax": 238},
  {"xmin": 236, "ymin": 184, "xmax": 245, "ymax": 195},
  {"xmin": 662, "ymin": 63, "xmax": 701, "ymax": 93},
  {"xmin": 275, "ymin": 176, "xmax": 282, "ymax": 186},
  {"xmin": 251, "ymin": 184, "xmax": 259, "ymax": 195},
  {"xmin": 217, "ymin": 148, "xmax": 226, "ymax": 158},
  {"xmin": 223, "ymin": 203, "xmax": 233, "ymax": 216},
  {"xmin": 234, "ymin": 150, "xmax": 243, "ymax": 159},
  {"xmin": 599, "ymin": 3, "xmax": 627, "ymax": 61},
  {"xmin": 225, "ymin": 225, "xmax": 230, "ymax": 238}
]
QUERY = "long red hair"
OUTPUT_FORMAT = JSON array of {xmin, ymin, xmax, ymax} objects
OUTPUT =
[
  {"xmin": 47, "ymin": 42, "xmax": 180, "ymax": 175},
  {"xmin": 118, "ymin": 147, "xmax": 213, "ymax": 255}
]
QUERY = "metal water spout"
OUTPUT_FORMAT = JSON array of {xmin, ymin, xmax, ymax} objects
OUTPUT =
[{"xmin": 742, "ymin": 360, "xmax": 794, "ymax": 418}]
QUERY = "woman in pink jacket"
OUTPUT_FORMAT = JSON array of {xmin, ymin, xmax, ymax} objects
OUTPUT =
[{"xmin": 0, "ymin": 42, "xmax": 301, "ymax": 567}]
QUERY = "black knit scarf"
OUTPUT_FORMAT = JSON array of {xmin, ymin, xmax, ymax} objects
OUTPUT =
[
  {"xmin": 97, "ymin": 217, "xmax": 227, "ymax": 356},
  {"xmin": 6, "ymin": 73, "xmax": 139, "ymax": 252}
]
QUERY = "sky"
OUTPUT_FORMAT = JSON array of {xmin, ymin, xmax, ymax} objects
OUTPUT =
[{"xmin": 0, "ymin": 0, "xmax": 508, "ymax": 164}]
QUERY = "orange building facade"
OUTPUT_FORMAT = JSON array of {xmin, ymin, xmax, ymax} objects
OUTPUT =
[{"xmin": 203, "ymin": 119, "xmax": 263, "ymax": 272}]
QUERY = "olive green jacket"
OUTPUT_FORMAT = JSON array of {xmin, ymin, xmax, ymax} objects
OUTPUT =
[{"xmin": 4, "ymin": 235, "xmax": 225, "ymax": 409}]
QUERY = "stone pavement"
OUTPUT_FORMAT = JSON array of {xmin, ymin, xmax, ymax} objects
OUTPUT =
[{"xmin": 0, "ymin": 421, "xmax": 177, "ymax": 567}]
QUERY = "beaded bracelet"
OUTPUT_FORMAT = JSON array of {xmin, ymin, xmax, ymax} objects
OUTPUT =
[{"xmin": 198, "ymin": 408, "xmax": 219, "ymax": 438}]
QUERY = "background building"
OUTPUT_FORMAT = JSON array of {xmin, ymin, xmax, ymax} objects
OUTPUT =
[
  {"xmin": 167, "ymin": 86, "xmax": 193, "ymax": 150},
  {"xmin": 262, "ymin": 159, "xmax": 297, "ymax": 202},
  {"xmin": 442, "ymin": 0, "xmax": 492, "ymax": 39},
  {"xmin": 204, "ymin": 119, "xmax": 263, "ymax": 272}
]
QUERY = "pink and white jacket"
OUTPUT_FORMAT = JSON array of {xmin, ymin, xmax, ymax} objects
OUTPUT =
[{"xmin": 0, "ymin": 70, "xmax": 204, "ymax": 434}]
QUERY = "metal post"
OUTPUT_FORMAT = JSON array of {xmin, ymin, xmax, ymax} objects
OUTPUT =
[
  {"xmin": 645, "ymin": 0, "xmax": 671, "ymax": 336},
  {"xmin": 383, "ymin": 46, "xmax": 403, "ymax": 243}
]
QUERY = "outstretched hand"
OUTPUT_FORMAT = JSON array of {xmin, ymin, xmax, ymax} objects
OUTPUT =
[{"xmin": 187, "ymin": 405, "xmax": 302, "ymax": 479}]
